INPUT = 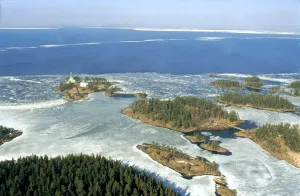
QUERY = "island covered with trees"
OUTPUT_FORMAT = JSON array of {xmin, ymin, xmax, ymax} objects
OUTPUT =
[
  {"xmin": 210, "ymin": 79, "xmax": 243, "ymax": 90},
  {"xmin": 244, "ymin": 76, "xmax": 263, "ymax": 91},
  {"xmin": 0, "ymin": 154, "xmax": 180, "ymax": 196},
  {"xmin": 123, "ymin": 96, "xmax": 243, "ymax": 133},
  {"xmin": 56, "ymin": 73, "xmax": 148, "ymax": 101},
  {"xmin": 235, "ymin": 123, "xmax": 300, "ymax": 168},
  {"xmin": 56, "ymin": 74, "xmax": 112, "ymax": 101},
  {"xmin": 216, "ymin": 93, "xmax": 295, "ymax": 112},
  {"xmin": 0, "ymin": 125, "xmax": 22, "ymax": 146}
]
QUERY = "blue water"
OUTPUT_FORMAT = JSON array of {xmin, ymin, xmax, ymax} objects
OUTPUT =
[{"xmin": 0, "ymin": 28, "xmax": 300, "ymax": 76}]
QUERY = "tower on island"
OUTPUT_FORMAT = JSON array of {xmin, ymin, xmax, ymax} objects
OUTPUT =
[{"xmin": 67, "ymin": 72, "xmax": 76, "ymax": 83}]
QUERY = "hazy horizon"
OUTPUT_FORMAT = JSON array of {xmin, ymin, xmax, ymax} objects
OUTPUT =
[{"xmin": 1, "ymin": 0, "xmax": 299, "ymax": 31}]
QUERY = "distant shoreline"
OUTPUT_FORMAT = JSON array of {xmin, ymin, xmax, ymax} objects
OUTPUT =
[{"xmin": 1, "ymin": 27, "xmax": 299, "ymax": 35}]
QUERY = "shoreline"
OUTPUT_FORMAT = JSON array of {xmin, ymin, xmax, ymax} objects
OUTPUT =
[{"xmin": 215, "ymin": 97, "xmax": 296, "ymax": 113}]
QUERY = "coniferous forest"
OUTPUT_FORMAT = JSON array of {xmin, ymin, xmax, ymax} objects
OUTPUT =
[
  {"xmin": 130, "ymin": 96, "xmax": 239, "ymax": 129},
  {"xmin": 255, "ymin": 123, "xmax": 300, "ymax": 152},
  {"xmin": 0, "ymin": 154, "xmax": 179, "ymax": 196},
  {"xmin": 218, "ymin": 93, "xmax": 295, "ymax": 111}
]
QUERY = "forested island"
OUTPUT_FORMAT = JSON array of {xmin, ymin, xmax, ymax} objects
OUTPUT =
[
  {"xmin": 123, "ymin": 96, "xmax": 243, "ymax": 133},
  {"xmin": 0, "ymin": 154, "xmax": 179, "ymax": 196},
  {"xmin": 56, "ymin": 74, "xmax": 112, "ymax": 101},
  {"xmin": 244, "ymin": 76, "xmax": 263, "ymax": 91},
  {"xmin": 138, "ymin": 143, "xmax": 220, "ymax": 177},
  {"xmin": 0, "ymin": 125, "xmax": 22, "ymax": 146},
  {"xmin": 216, "ymin": 93, "xmax": 295, "ymax": 112},
  {"xmin": 235, "ymin": 123, "xmax": 300, "ymax": 168},
  {"xmin": 210, "ymin": 79, "xmax": 243, "ymax": 90}
]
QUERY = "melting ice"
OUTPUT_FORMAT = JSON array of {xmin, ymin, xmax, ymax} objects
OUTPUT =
[{"xmin": 0, "ymin": 73, "xmax": 300, "ymax": 196}]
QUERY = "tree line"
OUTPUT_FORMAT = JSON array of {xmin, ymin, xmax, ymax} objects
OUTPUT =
[
  {"xmin": 0, "ymin": 154, "xmax": 179, "ymax": 196},
  {"xmin": 130, "ymin": 96, "xmax": 239, "ymax": 129},
  {"xmin": 255, "ymin": 123, "xmax": 300, "ymax": 152},
  {"xmin": 218, "ymin": 93, "xmax": 294, "ymax": 110}
]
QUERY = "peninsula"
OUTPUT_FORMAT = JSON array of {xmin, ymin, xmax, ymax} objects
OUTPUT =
[
  {"xmin": 235, "ymin": 123, "xmax": 300, "ymax": 168},
  {"xmin": 216, "ymin": 93, "xmax": 296, "ymax": 112},
  {"xmin": 123, "ymin": 96, "xmax": 243, "ymax": 133},
  {"xmin": 56, "ymin": 73, "xmax": 112, "ymax": 101},
  {"xmin": 0, "ymin": 125, "xmax": 22, "ymax": 146}
]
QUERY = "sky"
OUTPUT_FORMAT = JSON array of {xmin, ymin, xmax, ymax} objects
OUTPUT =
[{"xmin": 1, "ymin": 0, "xmax": 300, "ymax": 31}]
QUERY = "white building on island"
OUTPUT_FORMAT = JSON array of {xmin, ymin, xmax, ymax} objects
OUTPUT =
[{"xmin": 80, "ymin": 81, "xmax": 88, "ymax": 87}]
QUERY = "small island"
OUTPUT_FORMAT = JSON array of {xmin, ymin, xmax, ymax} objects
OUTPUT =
[
  {"xmin": 0, "ymin": 125, "xmax": 22, "ymax": 146},
  {"xmin": 214, "ymin": 177, "xmax": 237, "ymax": 196},
  {"xmin": 56, "ymin": 73, "xmax": 112, "ymax": 101},
  {"xmin": 210, "ymin": 79, "xmax": 243, "ymax": 90},
  {"xmin": 216, "ymin": 92, "xmax": 296, "ymax": 112},
  {"xmin": 138, "ymin": 142, "xmax": 220, "ymax": 177},
  {"xmin": 244, "ymin": 76, "xmax": 263, "ymax": 91},
  {"xmin": 184, "ymin": 132, "xmax": 206, "ymax": 143},
  {"xmin": 235, "ymin": 123, "xmax": 300, "ymax": 168},
  {"xmin": 200, "ymin": 140, "xmax": 230, "ymax": 155},
  {"xmin": 123, "ymin": 96, "xmax": 243, "ymax": 133}
]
